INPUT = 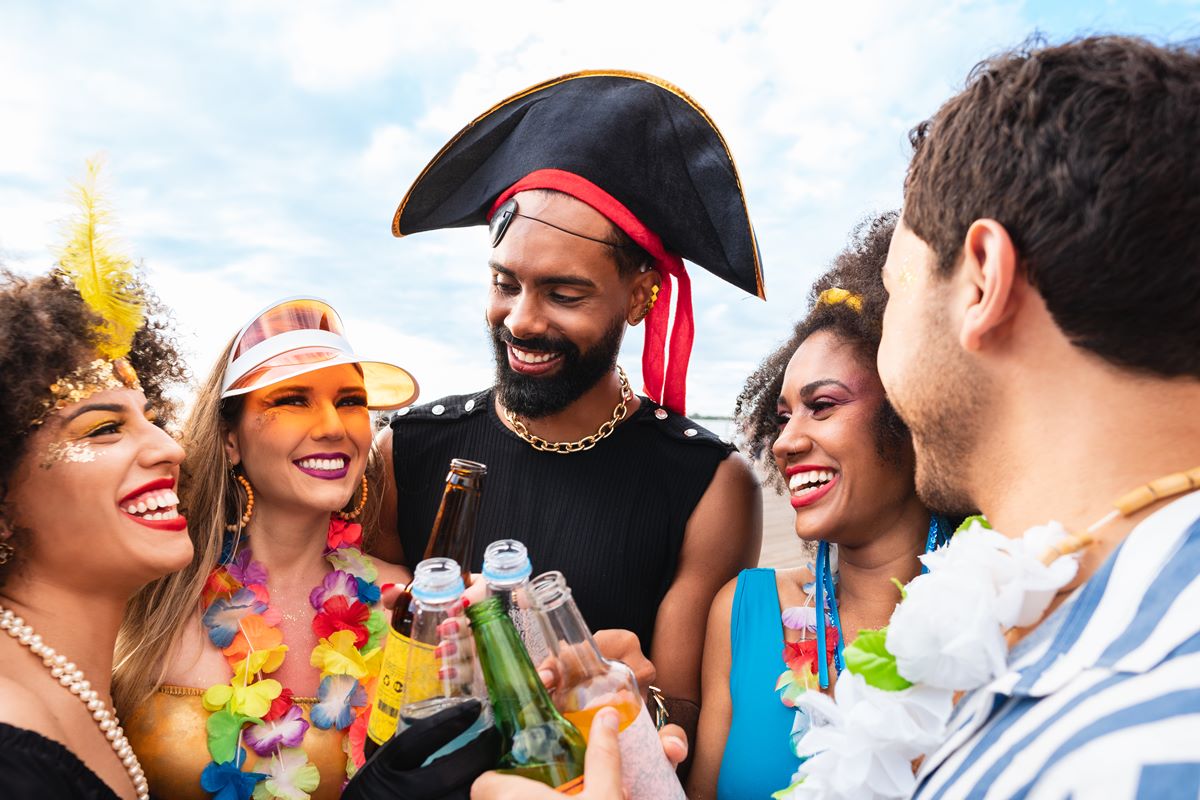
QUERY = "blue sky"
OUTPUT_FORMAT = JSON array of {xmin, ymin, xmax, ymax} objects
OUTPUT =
[{"xmin": 3, "ymin": 0, "xmax": 1198, "ymax": 414}]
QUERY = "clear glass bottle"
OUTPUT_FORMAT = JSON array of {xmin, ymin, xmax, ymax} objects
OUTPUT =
[
  {"xmin": 397, "ymin": 557, "xmax": 492, "ymax": 764},
  {"xmin": 467, "ymin": 595, "xmax": 587, "ymax": 791},
  {"xmin": 482, "ymin": 539, "xmax": 550, "ymax": 667},
  {"xmin": 530, "ymin": 571, "xmax": 685, "ymax": 800},
  {"xmin": 366, "ymin": 458, "xmax": 487, "ymax": 755}
]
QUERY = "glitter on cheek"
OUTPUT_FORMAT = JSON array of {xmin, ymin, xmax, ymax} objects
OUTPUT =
[
  {"xmin": 41, "ymin": 440, "xmax": 100, "ymax": 469},
  {"xmin": 899, "ymin": 255, "xmax": 915, "ymax": 290}
]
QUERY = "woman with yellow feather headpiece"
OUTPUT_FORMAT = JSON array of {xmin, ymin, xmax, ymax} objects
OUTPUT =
[{"xmin": 0, "ymin": 160, "xmax": 191, "ymax": 799}]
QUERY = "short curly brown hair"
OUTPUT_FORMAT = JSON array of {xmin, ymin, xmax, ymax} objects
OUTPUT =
[
  {"xmin": 734, "ymin": 212, "xmax": 909, "ymax": 491},
  {"xmin": 0, "ymin": 268, "xmax": 187, "ymax": 583}
]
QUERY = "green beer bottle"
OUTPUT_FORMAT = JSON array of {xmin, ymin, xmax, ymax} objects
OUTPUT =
[{"xmin": 467, "ymin": 595, "xmax": 587, "ymax": 792}]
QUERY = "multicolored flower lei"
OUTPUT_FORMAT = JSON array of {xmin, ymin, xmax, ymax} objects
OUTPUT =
[
  {"xmin": 776, "ymin": 567, "xmax": 841, "ymax": 760},
  {"xmin": 199, "ymin": 517, "xmax": 387, "ymax": 800}
]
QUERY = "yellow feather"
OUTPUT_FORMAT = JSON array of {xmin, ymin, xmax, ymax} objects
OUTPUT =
[{"xmin": 56, "ymin": 159, "xmax": 145, "ymax": 360}]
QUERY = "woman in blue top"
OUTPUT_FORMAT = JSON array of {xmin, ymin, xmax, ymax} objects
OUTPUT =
[{"xmin": 687, "ymin": 212, "xmax": 955, "ymax": 799}]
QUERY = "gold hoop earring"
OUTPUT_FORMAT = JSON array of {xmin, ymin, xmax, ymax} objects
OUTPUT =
[
  {"xmin": 225, "ymin": 471, "xmax": 255, "ymax": 532},
  {"xmin": 0, "ymin": 539, "xmax": 14, "ymax": 566},
  {"xmin": 337, "ymin": 475, "xmax": 369, "ymax": 521}
]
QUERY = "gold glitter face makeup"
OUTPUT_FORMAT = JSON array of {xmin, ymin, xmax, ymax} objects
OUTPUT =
[
  {"xmin": 898, "ymin": 254, "xmax": 915, "ymax": 289},
  {"xmin": 41, "ymin": 439, "xmax": 100, "ymax": 469}
]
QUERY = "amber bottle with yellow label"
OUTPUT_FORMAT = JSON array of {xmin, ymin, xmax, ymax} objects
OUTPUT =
[{"xmin": 365, "ymin": 459, "xmax": 487, "ymax": 755}]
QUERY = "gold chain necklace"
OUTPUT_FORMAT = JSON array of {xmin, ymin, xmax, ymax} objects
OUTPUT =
[{"xmin": 504, "ymin": 366, "xmax": 632, "ymax": 454}]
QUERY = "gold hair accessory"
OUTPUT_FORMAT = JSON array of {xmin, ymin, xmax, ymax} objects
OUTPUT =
[
  {"xmin": 225, "ymin": 471, "xmax": 255, "ymax": 532},
  {"xmin": 31, "ymin": 159, "xmax": 146, "ymax": 426},
  {"xmin": 337, "ymin": 475, "xmax": 370, "ymax": 520},
  {"xmin": 33, "ymin": 358, "xmax": 143, "ymax": 427},
  {"xmin": 506, "ymin": 366, "xmax": 632, "ymax": 454},
  {"xmin": 817, "ymin": 287, "xmax": 863, "ymax": 312}
]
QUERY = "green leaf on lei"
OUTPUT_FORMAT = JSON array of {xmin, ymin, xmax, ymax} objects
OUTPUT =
[
  {"xmin": 955, "ymin": 514, "xmax": 991, "ymax": 534},
  {"xmin": 772, "ymin": 775, "xmax": 805, "ymax": 798},
  {"xmin": 843, "ymin": 628, "xmax": 912, "ymax": 691},
  {"xmin": 206, "ymin": 707, "xmax": 260, "ymax": 764},
  {"xmin": 365, "ymin": 608, "xmax": 387, "ymax": 652}
]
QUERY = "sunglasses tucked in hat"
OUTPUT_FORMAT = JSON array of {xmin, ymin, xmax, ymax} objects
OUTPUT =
[
  {"xmin": 220, "ymin": 296, "xmax": 418, "ymax": 410},
  {"xmin": 391, "ymin": 70, "xmax": 764, "ymax": 416}
]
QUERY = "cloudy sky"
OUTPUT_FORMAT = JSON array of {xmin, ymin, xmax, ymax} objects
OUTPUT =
[{"xmin": 3, "ymin": 1, "xmax": 1197, "ymax": 415}]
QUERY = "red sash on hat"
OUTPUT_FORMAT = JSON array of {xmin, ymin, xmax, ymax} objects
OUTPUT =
[{"xmin": 490, "ymin": 169, "xmax": 694, "ymax": 415}]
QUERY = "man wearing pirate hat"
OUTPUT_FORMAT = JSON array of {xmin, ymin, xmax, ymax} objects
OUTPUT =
[{"xmin": 373, "ymin": 71, "xmax": 765, "ymax": 752}]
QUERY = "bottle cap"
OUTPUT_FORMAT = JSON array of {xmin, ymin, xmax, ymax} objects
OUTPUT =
[
  {"xmin": 482, "ymin": 539, "xmax": 533, "ymax": 586},
  {"xmin": 412, "ymin": 557, "xmax": 465, "ymax": 602}
]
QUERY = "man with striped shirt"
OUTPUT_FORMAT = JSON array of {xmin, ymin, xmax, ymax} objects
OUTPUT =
[{"xmin": 877, "ymin": 37, "xmax": 1200, "ymax": 798}]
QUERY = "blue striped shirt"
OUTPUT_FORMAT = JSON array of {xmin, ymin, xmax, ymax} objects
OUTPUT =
[{"xmin": 913, "ymin": 490, "xmax": 1200, "ymax": 800}]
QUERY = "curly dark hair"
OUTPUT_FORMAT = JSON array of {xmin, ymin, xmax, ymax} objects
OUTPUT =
[
  {"xmin": 904, "ymin": 35, "xmax": 1200, "ymax": 378},
  {"xmin": 0, "ymin": 268, "xmax": 187, "ymax": 584},
  {"xmin": 734, "ymin": 212, "xmax": 909, "ymax": 492}
]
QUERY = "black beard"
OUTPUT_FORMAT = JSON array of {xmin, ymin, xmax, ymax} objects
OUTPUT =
[{"xmin": 491, "ymin": 317, "xmax": 625, "ymax": 419}]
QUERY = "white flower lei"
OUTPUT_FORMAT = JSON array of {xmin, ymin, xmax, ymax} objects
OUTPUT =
[{"xmin": 774, "ymin": 519, "xmax": 1080, "ymax": 800}]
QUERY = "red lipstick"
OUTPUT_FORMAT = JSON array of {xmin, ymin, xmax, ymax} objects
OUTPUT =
[{"xmin": 118, "ymin": 477, "xmax": 175, "ymax": 506}]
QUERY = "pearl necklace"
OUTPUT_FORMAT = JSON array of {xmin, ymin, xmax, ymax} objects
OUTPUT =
[{"xmin": 0, "ymin": 605, "xmax": 148, "ymax": 800}]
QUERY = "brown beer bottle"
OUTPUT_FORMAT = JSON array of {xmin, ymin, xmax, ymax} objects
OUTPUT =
[{"xmin": 365, "ymin": 458, "xmax": 488, "ymax": 756}]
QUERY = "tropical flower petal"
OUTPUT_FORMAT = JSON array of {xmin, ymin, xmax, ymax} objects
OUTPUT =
[
  {"xmin": 245, "ymin": 704, "xmax": 310, "ymax": 756},
  {"xmin": 347, "ymin": 707, "xmax": 370, "ymax": 769},
  {"xmin": 313, "ymin": 596, "xmax": 370, "ymax": 648},
  {"xmin": 263, "ymin": 688, "xmax": 296, "ymax": 722},
  {"xmin": 231, "ymin": 644, "xmax": 290, "ymax": 677},
  {"xmin": 204, "ymin": 588, "xmax": 269, "ymax": 648},
  {"xmin": 200, "ymin": 756, "xmax": 267, "ymax": 800},
  {"xmin": 206, "ymin": 708, "xmax": 258, "ymax": 764},
  {"xmin": 227, "ymin": 549, "xmax": 268, "ymax": 587},
  {"xmin": 327, "ymin": 547, "xmax": 378, "ymax": 583},
  {"xmin": 354, "ymin": 576, "xmax": 381, "ymax": 605},
  {"xmin": 257, "ymin": 746, "xmax": 321, "ymax": 800},
  {"xmin": 308, "ymin": 570, "xmax": 359, "ymax": 611},
  {"xmin": 364, "ymin": 609, "xmax": 387, "ymax": 652},
  {"xmin": 203, "ymin": 684, "xmax": 235, "ymax": 713},
  {"xmin": 311, "ymin": 674, "xmax": 366, "ymax": 730},
  {"xmin": 311, "ymin": 630, "xmax": 370, "ymax": 678},
  {"xmin": 326, "ymin": 518, "xmax": 363, "ymax": 551},
  {"xmin": 223, "ymin": 614, "xmax": 286, "ymax": 664}
]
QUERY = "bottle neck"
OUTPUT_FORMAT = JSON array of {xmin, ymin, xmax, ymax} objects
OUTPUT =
[
  {"xmin": 470, "ymin": 601, "xmax": 559, "ymax": 733},
  {"xmin": 424, "ymin": 482, "xmax": 482, "ymax": 568},
  {"xmin": 534, "ymin": 579, "xmax": 607, "ymax": 677}
]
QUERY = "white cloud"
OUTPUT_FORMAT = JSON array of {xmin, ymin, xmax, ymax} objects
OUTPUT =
[{"xmin": 3, "ymin": 0, "xmax": 1193, "ymax": 415}]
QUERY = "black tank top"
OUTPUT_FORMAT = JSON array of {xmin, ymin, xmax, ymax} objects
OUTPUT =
[{"xmin": 389, "ymin": 389, "xmax": 734, "ymax": 651}]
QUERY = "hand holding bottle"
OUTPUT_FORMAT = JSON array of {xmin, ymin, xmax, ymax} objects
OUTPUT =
[
  {"xmin": 470, "ymin": 707, "xmax": 690, "ymax": 799},
  {"xmin": 344, "ymin": 698, "xmax": 500, "ymax": 800}
]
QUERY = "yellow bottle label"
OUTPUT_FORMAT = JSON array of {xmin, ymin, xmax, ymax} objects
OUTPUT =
[{"xmin": 366, "ymin": 628, "xmax": 437, "ymax": 746}]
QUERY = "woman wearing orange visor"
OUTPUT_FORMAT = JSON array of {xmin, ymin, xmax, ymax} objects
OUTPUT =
[{"xmin": 116, "ymin": 297, "xmax": 453, "ymax": 799}]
